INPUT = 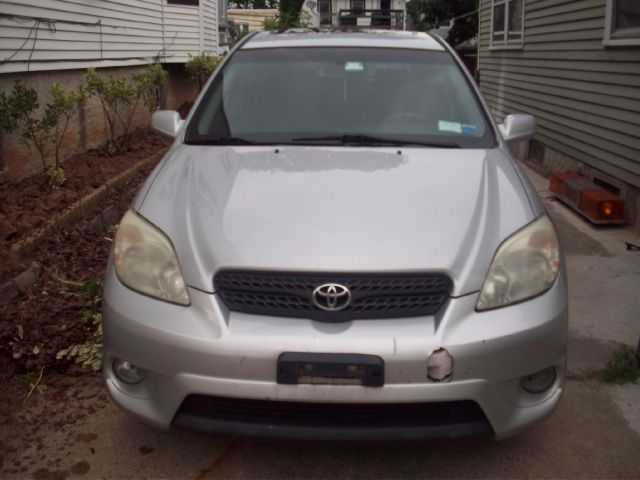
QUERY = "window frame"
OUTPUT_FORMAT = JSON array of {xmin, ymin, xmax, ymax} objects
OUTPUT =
[
  {"xmin": 604, "ymin": 0, "xmax": 640, "ymax": 46},
  {"xmin": 489, "ymin": 0, "xmax": 525, "ymax": 50}
]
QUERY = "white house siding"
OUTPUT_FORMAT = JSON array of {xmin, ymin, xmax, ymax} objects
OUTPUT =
[
  {"xmin": 0, "ymin": 0, "xmax": 218, "ymax": 74},
  {"xmin": 478, "ymin": 0, "xmax": 640, "ymax": 189},
  {"xmin": 201, "ymin": 0, "xmax": 218, "ymax": 53}
]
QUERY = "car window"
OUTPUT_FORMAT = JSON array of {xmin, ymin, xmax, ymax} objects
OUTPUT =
[{"xmin": 186, "ymin": 47, "xmax": 495, "ymax": 148}]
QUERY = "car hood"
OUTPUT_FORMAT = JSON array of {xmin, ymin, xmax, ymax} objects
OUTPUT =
[{"xmin": 136, "ymin": 145, "xmax": 535, "ymax": 296}]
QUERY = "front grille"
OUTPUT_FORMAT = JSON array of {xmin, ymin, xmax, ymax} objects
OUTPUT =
[
  {"xmin": 214, "ymin": 271, "xmax": 452, "ymax": 322},
  {"xmin": 174, "ymin": 395, "xmax": 491, "ymax": 431}
]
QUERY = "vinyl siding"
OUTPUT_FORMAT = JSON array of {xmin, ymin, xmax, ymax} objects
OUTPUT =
[
  {"xmin": 478, "ymin": 0, "xmax": 640, "ymax": 188},
  {"xmin": 0, "ymin": 0, "xmax": 218, "ymax": 73}
]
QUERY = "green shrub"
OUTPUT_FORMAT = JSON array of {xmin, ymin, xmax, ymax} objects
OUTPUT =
[
  {"xmin": 185, "ymin": 54, "xmax": 222, "ymax": 91},
  {"xmin": 46, "ymin": 83, "xmax": 86, "ymax": 169},
  {"xmin": 1, "ymin": 82, "xmax": 86, "ymax": 187},
  {"xmin": 134, "ymin": 62, "xmax": 167, "ymax": 113},
  {"xmin": 0, "ymin": 81, "xmax": 38, "ymax": 134},
  {"xmin": 56, "ymin": 280, "xmax": 103, "ymax": 372},
  {"xmin": 86, "ymin": 63, "xmax": 167, "ymax": 153}
]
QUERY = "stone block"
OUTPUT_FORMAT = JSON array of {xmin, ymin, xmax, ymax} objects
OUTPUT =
[
  {"xmin": 0, "ymin": 281, "xmax": 18, "ymax": 305},
  {"xmin": 14, "ymin": 262, "xmax": 42, "ymax": 292}
]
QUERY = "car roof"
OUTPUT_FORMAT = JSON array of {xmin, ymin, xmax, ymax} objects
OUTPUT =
[{"xmin": 241, "ymin": 30, "xmax": 446, "ymax": 51}]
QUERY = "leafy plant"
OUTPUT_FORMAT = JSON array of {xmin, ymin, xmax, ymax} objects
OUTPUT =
[
  {"xmin": 0, "ymin": 82, "xmax": 53, "ymax": 180},
  {"xmin": 0, "ymin": 81, "xmax": 85, "ymax": 187},
  {"xmin": 185, "ymin": 54, "xmax": 222, "ymax": 91},
  {"xmin": 603, "ymin": 344, "xmax": 639, "ymax": 384},
  {"xmin": 45, "ymin": 83, "xmax": 86, "ymax": 169},
  {"xmin": 0, "ymin": 81, "xmax": 38, "ymax": 134},
  {"xmin": 85, "ymin": 68, "xmax": 136, "ymax": 153},
  {"xmin": 45, "ymin": 164, "xmax": 66, "ymax": 188},
  {"xmin": 86, "ymin": 63, "xmax": 167, "ymax": 153},
  {"xmin": 274, "ymin": 0, "xmax": 307, "ymax": 29},
  {"xmin": 56, "ymin": 280, "xmax": 104, "ymax": 371},
  {"xmin": 263, "ymin": 9, "xmax": 311, "ymax": 30},
  {"xmin": 134, "ymin": 62, "xmax": 167, "ymax": 113}
]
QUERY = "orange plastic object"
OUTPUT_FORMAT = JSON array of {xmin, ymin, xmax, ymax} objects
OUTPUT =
[
  {"xmin": 549, "ymin": 172, "xmax": 583, "ymax": 197},
  {"xmin": 578, "ymin": 189, "xmax": 625, "ymax": 222}
]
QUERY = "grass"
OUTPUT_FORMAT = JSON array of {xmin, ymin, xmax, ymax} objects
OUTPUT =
[{"xmin": 602, "ymin": 344, "xmax": 639, "ymax": 384}]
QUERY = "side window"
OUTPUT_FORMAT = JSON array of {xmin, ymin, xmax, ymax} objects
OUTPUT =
[
  {"xmin": 167, "ymin": 0, "xmax": 199, "ymax": 5},
  {"xmin": 604, "ymin": 0, "xmax": 640, "ymax": 46},
  {"xmin": 490, "ymin": 0, "xmax": 524, "ymax": 48}
]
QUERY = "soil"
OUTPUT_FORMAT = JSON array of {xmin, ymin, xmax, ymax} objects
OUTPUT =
[
  {"xmin": 0, "ymin": 130, "xmax": 170, "ymax": 274},
  {"xmin": 0, "ymin": 131, "xmax": 170, "ymax": 375}
]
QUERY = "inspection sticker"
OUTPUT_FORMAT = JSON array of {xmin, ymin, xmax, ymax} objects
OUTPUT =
[
  {"xmin": 438, "ymin": 120, "xmax": 462, "ymax": 134},
  {"xmin": 344, "ymin": 61, "xmax": 364, "ymax": 72},
  {"xmin": 461, "ymin": 123, "xmax": 478, "ymax": 135}
]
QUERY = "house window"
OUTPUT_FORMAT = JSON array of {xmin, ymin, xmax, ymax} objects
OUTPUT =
[
  {"xmin": 605, "ymin": 0, "xmax": 640, "ymax": 46},
  {"xmin": 351, "ymin": 0, "xmax": 365, "ymax": 15},
  {"xmin": 490, "ymin": 0, "xmax": 524, "ymax": 48},
  {"xmin": 168, "ymin": 0, "xmax": 199, "ymax": 5}
]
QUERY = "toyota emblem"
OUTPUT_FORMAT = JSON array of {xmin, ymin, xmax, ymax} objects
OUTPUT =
[{"xmin": 312, "ymin": 283, "xmax": 351, "ymax": 311}]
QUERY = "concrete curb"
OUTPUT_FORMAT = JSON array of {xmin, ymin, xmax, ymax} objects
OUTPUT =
[{"xmin": 8, "ymin": 152, "xmax": 163, "ymax": 266}]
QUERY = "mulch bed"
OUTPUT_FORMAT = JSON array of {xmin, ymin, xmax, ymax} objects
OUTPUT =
[
  {"xmin": 0, "ymin": 131, "xmax": 170, "ymax": 376},
  {"xmin": 0, "ymin": 130, "xmax": 170, "ymax": 277}
]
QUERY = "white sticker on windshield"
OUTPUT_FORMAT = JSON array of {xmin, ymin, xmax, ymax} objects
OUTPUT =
[
  {"xmin": 438, "ymin": 120, "xmax": 462, "ymax": 134},
  {"xmin": 344, "ymin": 61, "xmax": 364, "ymax": 72}
]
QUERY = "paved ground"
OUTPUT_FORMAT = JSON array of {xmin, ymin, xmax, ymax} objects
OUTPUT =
[{"xmin": 1, "ymin": 165, "xmax": 639, "ymax": 479}]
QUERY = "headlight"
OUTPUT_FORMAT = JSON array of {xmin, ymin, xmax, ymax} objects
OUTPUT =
[
  {"xmin": 113, "ymin": 210, "xmax": 190, "ymax": 306},
  {"xmin": 476, "ymin": 215, "xmax": 560, "ymax": 311}
]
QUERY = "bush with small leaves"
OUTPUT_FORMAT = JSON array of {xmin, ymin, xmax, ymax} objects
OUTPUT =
[
  {"xmin": 86, "ymin": 64, "xmax": 167, "ymax": 153},
  {"xmin": 56, "ymin": 280, "xmax": 103, "ymax": 371},
  {"xmin": 185, "ymin": 54, "xmax": 222, "ymax": 91},
  {"xmin": 45, "ymin": 83, "xmax": 86, "ymax": 169}
]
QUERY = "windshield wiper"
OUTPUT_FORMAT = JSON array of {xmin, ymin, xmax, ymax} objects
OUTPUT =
[
  {"xmin": 186, "ymin": 137, "xmax": 256, "ymax": 145},
  {"xmin": 290, "ymin": 134, "xmax": 459, "ymax": 148}
]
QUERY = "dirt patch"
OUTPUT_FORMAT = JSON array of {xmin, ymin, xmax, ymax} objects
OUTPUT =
[
  {"xmin": 0, "ymin": 149, "xmax": 166, "ymax": 375},
  {"xmin": 0, "ymin": 130, "xmax": 170, "ymax": 275}
]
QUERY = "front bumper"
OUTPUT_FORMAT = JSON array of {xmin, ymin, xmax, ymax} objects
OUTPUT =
[{"xmin": 102, "ymin": 266, "xmax": 568, "ymax": 440}]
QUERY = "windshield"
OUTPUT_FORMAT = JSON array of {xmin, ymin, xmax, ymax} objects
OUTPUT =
[{"xmin": 185, "ymin": 47, "xmax": 495, "ymax": 148}]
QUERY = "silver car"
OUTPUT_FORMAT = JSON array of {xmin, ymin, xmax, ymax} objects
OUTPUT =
[{"xmin": 103, "ymin": 30, "xmax": 567, "ymax": 440}]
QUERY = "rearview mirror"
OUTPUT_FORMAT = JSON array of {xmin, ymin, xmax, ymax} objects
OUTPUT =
[
  {"xmin": 499, "ymin": 114, "xmax": 536, "ymax": 144},
  {"xmin": 151, "ymin": 110, "xmax": 183, "ymax": 139}
]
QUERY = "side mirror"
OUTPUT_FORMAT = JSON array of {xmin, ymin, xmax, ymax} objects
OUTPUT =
[
  {"xmin": 151, "ymin": 110, "xmax": 183, "ymax": 139},
  {"xmin": 499, "ymin": 114, "xmax": 536, "ymax": 144}
]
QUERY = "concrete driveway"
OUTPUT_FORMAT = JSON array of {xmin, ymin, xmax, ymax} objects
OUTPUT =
[{"xmin": 2, "ymin": 166, "xmax": 639, "ymax": 479}]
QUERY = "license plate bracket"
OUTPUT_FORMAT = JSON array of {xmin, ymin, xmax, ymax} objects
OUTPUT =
[{"xmin": 276, "ymin": 352, "xmax": 384, "ymax": 387}]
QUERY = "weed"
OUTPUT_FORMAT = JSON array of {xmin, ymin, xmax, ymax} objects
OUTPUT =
[
  {"xmin": 602, "ymin": 344, "xmax": 639, "ymax": 384},
  {"xmin": 15, "ymin": 371, "xmax": 39, "ymax": 386},
  {"xmin": 56, "ymin": 279, "xmax": 104, "ymax": 371},
  {"xmin": 86, "ymin": 63, "xmax": 167, "ymax": 153}
]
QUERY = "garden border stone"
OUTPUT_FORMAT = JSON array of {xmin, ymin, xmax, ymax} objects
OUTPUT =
[{"xmin": 9, "ymin": 151, "xmax": 164, "ymax": 266}]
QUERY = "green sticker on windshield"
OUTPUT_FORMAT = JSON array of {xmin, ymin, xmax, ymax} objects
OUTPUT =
[
  {"xmin": 438, "ymin": 120, "xmax": 462, "ymax": 134},
  {"xmin": 344, "ymin": 61, "xmax": 364, "ymax": 72}
]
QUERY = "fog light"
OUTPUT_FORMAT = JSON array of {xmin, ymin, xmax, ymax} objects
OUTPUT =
[
  {"xmin": 521, "ymin": 367, "xmax": 556, "ymax": 393},
  {"xmin": 427, "ymin": 348, "xmax": 453, "ymax": 382},
  {"xmin": 113, "ymin": 358, "xmax": 146, "ymax": 384}
]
